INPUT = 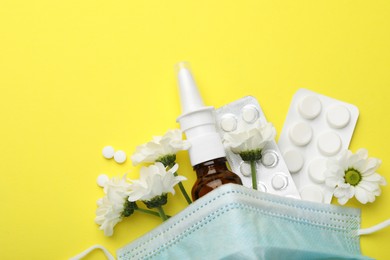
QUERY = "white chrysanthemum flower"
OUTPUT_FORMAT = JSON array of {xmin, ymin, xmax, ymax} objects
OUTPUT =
[
  {"xmin": 325, "ymin": 149, "xmax": 387, "ymax": 205},
  {"xmin": 131, "ymin": 129, "xmax": 191, "ymax": 166},
  {"xmin": 223, "ymin": 122, "xmax": 276, "ymax": 160},
  {"xmin": 128, "ymin": 162, "xmax": 186, "ymax": 202},
  {"xmin": 95, "ymin": 175, "xmax": 131, "ymax": 236}
]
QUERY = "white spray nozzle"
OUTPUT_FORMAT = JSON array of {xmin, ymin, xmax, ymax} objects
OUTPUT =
[
  {"xmin": 175, "ymin": 62, "xmax": 226, "ymax": 166},
  {"xmin": 175, "ymin": 62, "xmax": 205, "ymax": 114}
]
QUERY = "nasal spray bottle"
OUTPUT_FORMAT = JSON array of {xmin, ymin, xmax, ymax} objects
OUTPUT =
[{"xmin": 175, "ymin": 62, "xmax": 242, "ymax": 200}]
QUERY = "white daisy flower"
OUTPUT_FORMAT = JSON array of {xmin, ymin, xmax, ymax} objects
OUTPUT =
[
  {"xmin": 95, "ymin": 175, "xmax": 131, "ymax": 236},
  {"xmin": 131, "ymin": 129, "xmax": 191, "ymax": 166},
  {"xmin": 127, "ymin": 162, "xmax": 186, "ymax": 203},
  {"xmin": 223, "ymin": 122, "xmax": 276, "ymax": 160},
  {"xmin": 325, "ymin": 149, "xmax": 387, "ymax": 205}
]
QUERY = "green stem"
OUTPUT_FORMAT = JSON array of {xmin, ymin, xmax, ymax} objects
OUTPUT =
[
  {"xmin": 250, "ymin": 160, "xmax": 257, "ymax": 190},
  {"xmin": 156, "ymin": 206, "xmax": 168, "ymax": 221},
  {"xmin": 174, "ymin": 171, "xmax": 192, "ymax": 204},
  {"xmin": 135, "ymin": 208, "xmax": 161, "ymax": 218}
]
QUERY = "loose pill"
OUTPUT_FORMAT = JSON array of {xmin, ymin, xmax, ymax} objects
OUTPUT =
[
  {"xmin": 97, "ymin": 174, "xmax": 109, "ymax": 187},
  {"xmin": 114, "ymin": 150, "xmax": 127, "ymax": 164},
  {"xmin": 102, "ymin": 146, "xmax": 115, "ymax": 159}
]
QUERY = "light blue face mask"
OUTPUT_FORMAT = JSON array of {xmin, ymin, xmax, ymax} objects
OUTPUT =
[
  {"xmin": 71, "ymin": 184, "xmax": 389, "ymax": 260},
  {"xmin": 116, "ymin": 184, "xmax": 373, "ymax": 260}
]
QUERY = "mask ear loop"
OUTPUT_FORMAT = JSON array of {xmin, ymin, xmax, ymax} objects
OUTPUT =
[
  {"xmin": 69, "ymin": 244, "xmax": 115, "ymax": 260},
  {"xmin": 358, "ymin": 219, "xmax": 390, "ymax": 236}
]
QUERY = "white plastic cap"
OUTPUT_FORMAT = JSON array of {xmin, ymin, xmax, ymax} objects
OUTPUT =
[{"xmin": 175, "ymin": 62, "xmax": 226, "ymax": 166}]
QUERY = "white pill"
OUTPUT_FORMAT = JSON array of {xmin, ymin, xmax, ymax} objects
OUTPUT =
[
  {"xmin": 271, "ymin": 174, "xmax": 288, "ymax": 190},
  {"xmin": 300, "ymin": 186, "xmax": 324, "ymax": 203},
  {"xmin": 102, "ymin": 146, "xmax": 115, "ymax": 159},
  {"xmin": 220, "ymin": 114, "xmax": 237, "ymax": 132},
  {"xmin": 239, "ymin": 161, "xmax": 252, "ymax": 177},
  {"xmin": 326, "ymin": 105, "xmax": 351, "ymax": 129},
  {"xmin": 283, "ymin": 149, "xmax": 304, "ymax": 173},
  {"xmin": 308, "ymin": 158, "xmax": 327, "ymax": 184},
  {"xmin": 298, "ymin": 95, "xmax": 322, "ymax": 120},
  {"xmin": 257, "ymin": 182, "xmax": 267, "ymax": 192},
  {"xmin": 242, "ymin": 105, "xmax": 259, "ymax": 123},
  {"xmin": 97, "ymin": 174, "xmax": 109, "ymax": 187},
  {"xmin": 114, "ymin": 150, "xmax": 127, "ymax": 164},
  {"xmin": 317, "ymin": 132, "xmax": 341, "ymax": 156},
  {"xmin": 261, "ymin": 150, "xmax": 278, "ymax": 168},
  {"xmin": 289, "ymin": 122, "xmax": 313, "ymax": 146}
]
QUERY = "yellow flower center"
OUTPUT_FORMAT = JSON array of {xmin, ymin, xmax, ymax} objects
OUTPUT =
[{"xmin": 344, "ymin": 168, "xmax": 362, "ymax": 186}]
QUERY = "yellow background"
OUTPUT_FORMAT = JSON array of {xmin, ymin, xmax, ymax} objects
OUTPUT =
[{"xmin": 0, "ymin": 0, "xmax": 389, "ymax": 259}]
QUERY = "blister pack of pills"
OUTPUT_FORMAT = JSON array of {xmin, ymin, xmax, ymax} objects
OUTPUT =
[
  {"xmin": 278, "ymin": 88, "xmax": 359, "ymax": 203},
  {"xmin": 215, "ymin": 96, "xmax": 301, "ymax": 199}
]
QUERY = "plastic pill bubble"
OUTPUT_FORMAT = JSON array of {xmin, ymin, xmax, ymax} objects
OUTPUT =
[
  {"xmin": 97, "ymin": 174, "xmax": 109, "ymax": 187},
  {"xmin": 242, "ymin": 105, "xmax": 259, "ymax": 123},
  {"xmin": 308, "ymin": 158, "xmax": 327, "ymax": 184},
  {"xmin": 289, "ymin": 122, "xmax": 313, "ymax": 146},
  {"xmin": 257, "ymin": 182, "xmax": 267, "ymax": 192},
  {"xmin": 114, "ymin": 150, "xmax": 127, "ymax": 164},
  {"xmin": 283, "ymin": 150, "xmax": 304, "ymax": 173},
  {"xmin": 102, "ymin": 146, "xmax": 115, "ymax": 159},
  {"xmin": 317, "ymin": 132, "xmax": 341, "ymax": 156},
  {"xmin": 298, "ymin": 95, "xmax": 322, "ymax": 120},
  {"xmin": 261, "ymin": 150, "xmax": 278, "ymax": 168},
  {"xmin": 271, "ymin": 174, "xmax": 288, "ymax": 190},
  {"xmin": 220, "ymin": 114, "xmax": 237, "ymax": 132},
  {"xmin": 239, "ymin": 161, "xmax": 252, "ymax": 177},
  {"xmin": 300, "ymin": 186, "xmax": 324, "ymax": 203},
  {"xmin": 326, "ymin": 105, "xmax": 351, "ymax": 129}
]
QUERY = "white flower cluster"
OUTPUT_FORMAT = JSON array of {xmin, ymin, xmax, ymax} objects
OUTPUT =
[
  {"xmin": 95, "ymin": 175, "xmax": 131, "ymax": 236},
  {"xmin": 128, "ymin": 163, "xmax": 185, "ymax": 202},
  {"xmin": 131, "ymin": 129, "xmax": 190, "ymax": 166},
  {"xmin": 223, "ymin": 122, "xmax": 276, "ymax": 156},
  {"xmin": 95, "ymin": 129, "xmax": 189, "ymax": 236},
  {"xmin": 325, "ymin": 148, "xmax": 386, "ymax": 205}
]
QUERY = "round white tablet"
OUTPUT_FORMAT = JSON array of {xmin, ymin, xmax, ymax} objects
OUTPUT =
[
  {"xmin": 102, "ymin": 146, "xmax": 115, "ymax": 159},
  {"xmin": 283, "ymin": 149, "xmax": 304, "ymax": 173},
  {"xmin": 271, "ymin": 174, "xmax": 288, "ymax": 190},
  {"xmin": 298, "ymin": 95, "xmax": 322, "ymax": 120},
  {"xmin": 261, "ymin": 150, "xmax": 279, "ymax": 168},
  {"xmin": 257, "ymin": 182, "xmax": 267, "ymax": 192},
  {"xmin": 326, "ymin": 105, "xmax": 351, "ymax": 129},
  {"xmin": 317, "ymin": 132, "xmax": 341, "ymax": 156},
  {"xmin": 114, "ymin": 150, "xmax": 127, "ymax": 164},
  {"xmin": 242, "ymin": 105, "xmax": 259, "ymax": 123},
  {"xmin": 289, "ymin": 122, "xmax": 313, "ymax": 146},
  {"xmin": 308, "ymin": 158, "xmax": 327, "ymax": 184},
  {"xmin": 97, "ymin": 174, "xmax": 109, "ymax": 187},
  {"xmin": 239, "ymin": 161, "xmax": 252, "ymax": 177},
  {"xmin": 220, "ymin": 114, "xmax": 237, "ymax": 132},
  {"xmin": 300, "ymin": 186, "xmax": 324, "ymax": 203}
]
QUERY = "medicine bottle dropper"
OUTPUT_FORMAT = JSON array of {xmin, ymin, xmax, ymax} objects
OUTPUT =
[{"xmin": 175, "ymin": 62, "xmax": 242, "ymax": 200}]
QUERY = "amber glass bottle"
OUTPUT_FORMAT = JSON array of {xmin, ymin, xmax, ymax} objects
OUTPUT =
[{"xmin": 192, "ymin": 157, "xmax": 242, "ymax": 200}]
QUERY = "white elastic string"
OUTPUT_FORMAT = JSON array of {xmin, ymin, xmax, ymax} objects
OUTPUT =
[
  {"xmin": 69, "ymin": 244, "xmax": 116, "ymax": 260},
  {"xmin": 358, "ymin": 219, "xmax": 390, "ymax": 236}
]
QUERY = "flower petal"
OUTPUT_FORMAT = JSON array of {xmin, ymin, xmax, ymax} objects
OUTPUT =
[{"xmin": 355, "ymin": 186, "xmax": 369, "ymax": 204}]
